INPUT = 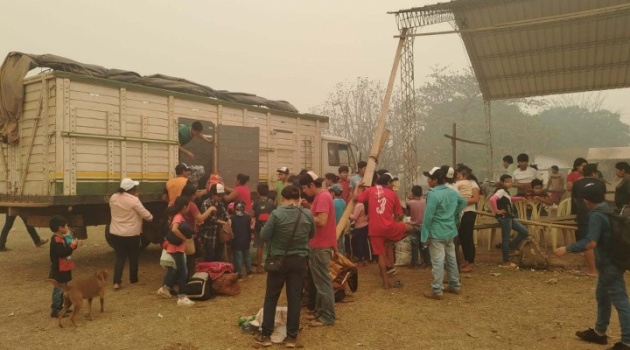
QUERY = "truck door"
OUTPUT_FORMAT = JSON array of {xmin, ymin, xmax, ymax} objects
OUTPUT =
[{"xmin": 217, "ymin": 125, "xmax": 260, "ymax": 192}]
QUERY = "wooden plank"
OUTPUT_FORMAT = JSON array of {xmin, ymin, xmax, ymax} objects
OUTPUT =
[
  {"xmin": 126, "ymin": 99, "xmax": 169, "ymax": 112},
  {"xmin": 70, "ymin": 81, "xmax": 119, "ymax": 97},
  {"xmin": 70, "ymin": 90, "xmax": 120, "ymax": 106},
  {"xmin": 125, "ymin": 90, "xmax": 168, "ymax": 105}
]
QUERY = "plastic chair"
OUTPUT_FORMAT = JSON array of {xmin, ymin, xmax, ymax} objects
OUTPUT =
[
  {"xmin": 473, "ymin": 196, "xmax": 500, "ymax": 250},
  {"xmin": 550, "ymin": 198, "xmax": 573, "ymax": 249}
]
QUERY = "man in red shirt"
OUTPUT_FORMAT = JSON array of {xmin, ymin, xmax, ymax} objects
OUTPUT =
[
  {"xmin": 300, "ymin": 171, "xmax": 336, "ymax": 327},
  {"xmin": 356, "ymin": 173, "xmax": 412, "ymax": 288},
  {"xmin": 338, "ymin": 165, "xmax": 351, "ymax": 204}
]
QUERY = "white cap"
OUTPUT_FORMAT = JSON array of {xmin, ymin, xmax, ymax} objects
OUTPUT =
[
  {"xmin": 120, "ymin": 178, "xmax": 140, "ymax": 191},
  {"xmin": 215, "ymin": 183, "xmax": 225, "ymax": 194},
  {"xmin": 306, "ymin": 171, "xmax": 319, "ymax": 181},
  {"xmin": 277, "ymin": 166, "xmax": 289, "ymax": 174},
  {"xmin": 446, "ymin": 167, "xmax": 455, "ymax": 179},
  {"xmin": 423, "ymin": 167, "xmax": 441, "ymax": 177}
]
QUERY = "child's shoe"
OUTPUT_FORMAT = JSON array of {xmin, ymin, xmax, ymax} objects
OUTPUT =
[
  {"xmin": 157, "ymin": 287, "xmax": 172, "ymax": 298},
  {"xmin": 177, "ymin": 296, "xmax": 195, "ymax": 306}
]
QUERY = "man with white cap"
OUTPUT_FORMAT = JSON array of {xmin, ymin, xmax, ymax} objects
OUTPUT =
[
  {"xmin": 109, "ymin": 178, "xmax": 153, "ymax": 290},
  {"xmin": 421, "ymin": 167, "xmax": 467, "ymax": 300},
  {"xmin": 300, "ymin": 171, "xmax": 336, "ymax": 327}
]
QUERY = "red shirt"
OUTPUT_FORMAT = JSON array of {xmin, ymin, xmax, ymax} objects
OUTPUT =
[
  {"xmin": 309, "ymin": 190, "xmax": 337, "ymax": 249},
  {"xmin": 357, "ymin": 185, "xmax": 403, "ymax": 237},
  {"xmin": 183, "ymin": 201, "xmax": 201, "ymax": 232},
  {"xmin": 338, "ymin": 178, "xmax": 351, "ymax": 204},
  {"xmin": 234, "ymin": 185, "xmax": 252, "ymax": 211},
  {"xmin": 567, "ymin": 171, "xmax": 582, "ymax": 184}
]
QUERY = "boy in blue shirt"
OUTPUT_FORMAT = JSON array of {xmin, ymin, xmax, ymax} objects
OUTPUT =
[{"xmin": 330, "ymin": 184, "xmax": 347, "ymax": 255}]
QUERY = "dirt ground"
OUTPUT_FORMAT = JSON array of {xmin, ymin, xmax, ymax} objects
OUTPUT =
[{"xmin": 0, "ymin": 220, "xmax": 628, "ymax": 350}]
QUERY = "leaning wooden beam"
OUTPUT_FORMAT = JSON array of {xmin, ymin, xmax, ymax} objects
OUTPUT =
[{"xmin": 335, "ymin": 28, "xmax": 408, "ymax": 239}]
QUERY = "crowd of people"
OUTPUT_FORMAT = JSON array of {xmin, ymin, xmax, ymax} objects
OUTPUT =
[{"xmin": 35, "ymin": 142, "xmax": 630, "ymax": 348}]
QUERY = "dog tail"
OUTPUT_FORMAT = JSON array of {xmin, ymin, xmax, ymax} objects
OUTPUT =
[{"xmin": 46, "ymin": 279, "xmax": 67, "ymax": 290}]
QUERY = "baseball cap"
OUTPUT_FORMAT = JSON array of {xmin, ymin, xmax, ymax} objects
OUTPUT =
[
  {"xmin": 423, "ymin": 167, "xmax": 441, "ymax": 177},
  {"xmin": 329, "ymin": 183, "xmax": 343, "ymax": 195},
  {"xmin": 446, "ymin": 167, "xmax": 455, "ymax": 179},
  {"xmin": 210, "ymin": 183, "xmax": 225, "ymax": 195},
  {"xmin": 582, "ymin": 183, "xmax": 605, "ymax": 203},
  {"xmin": 120, "ymin": 178, "xmax": 139, "ymax": 191},
  {"xmin": 175, "ymin": 163, "xmax": 191, "ymax": 175},
  {"xmin": 306, "ymin": 171, "xmax": 319, "ymax": 181},
  {"xmin": 277, "ymin": 167, "xmax": 289, "ymax": 174}
]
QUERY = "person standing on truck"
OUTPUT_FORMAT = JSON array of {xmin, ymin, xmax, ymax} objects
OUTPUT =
[
  {"xmin": 178, "ymin": 121, "xmax": 213, "ymax": 160},
  {"xmin": 109, "ymin": 178, "xmax": 153, "ymax": 291},
  {"xmin": 0, "ymin": 215, "xmax": 48, "ymax": 252},
  {"xmin": 164, "ymin": 164, "xmax": 192, "ymax": 206}
]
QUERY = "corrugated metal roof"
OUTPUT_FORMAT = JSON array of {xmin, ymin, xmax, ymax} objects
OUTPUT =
[
  {"xmin": 587, "ymin": 146, "xmax": 630, "ymax": 159},
  {"xmin": 391, "ymin": 0, "xmax": 630, "ymax": 100}
]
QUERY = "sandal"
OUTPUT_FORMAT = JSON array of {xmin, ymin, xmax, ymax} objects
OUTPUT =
[
  {"xmin": 499, "ymin": 263, "xmax": 518, "ymax": 269},
  {"xmin": 113, "ymin": 284, "xmax": 121, "ymax": 291}
]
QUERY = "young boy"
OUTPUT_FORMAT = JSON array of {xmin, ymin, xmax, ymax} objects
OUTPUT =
[
  {"xmin": 253, "ymin": 183, "xmax": 275, "ymax": 274},
  {"xmin": 231, "ymin": 201, "xmax": 253, "ymax": 279},
  {"xmin": 406, "ymin": 185, "xmax": 429, "ymax": 268},
  {"xmin": 49, "ymin": 215, "xmax": 78, "ymax": 318},
  {"xmin": 546, "ymin": 165, "xmax": 565, "ymax": 204},
  {"xmin": 330, "ymin": 184, "xmax": 347, "ymax": 255},
  {"xmin": 338, "ymin": 166, "xmax": 351, "ymax": 203},
  {"xmin": 512, "ymin": 153, "xmax": 542, "ymax": 196},
  {"xmin": 324, "ymin": 173, "xmax": 338, "ymax": 188}
]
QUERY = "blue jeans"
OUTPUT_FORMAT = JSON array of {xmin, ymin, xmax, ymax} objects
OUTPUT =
[
  {"xmin": 51, "ymin": 283, "xmax": 66, "ymax": 313},
  {"xmin": 166, "ymin": 252, "xmax": 187, "ymax": 295},
  {"xmin": 428, "ymin": 238, "xmax": 460, "ymax": 294},
  {"xmin": 233, "ymin": 250, "xmax": 252, "ymax": 277},
  {"xmin": 595, "ymin": 263, "xmax": 630, "ymax": 344},
  {"xmin": 306, "ymin": 248, "xmax": 335, "ymax": 325},
  {"xmin": 497, "ymin": 217, "xmax": 529, "ymax": 262},
  {"xmin": 262, "ymin": 255, "xmax": 307, "ymax": 339}
]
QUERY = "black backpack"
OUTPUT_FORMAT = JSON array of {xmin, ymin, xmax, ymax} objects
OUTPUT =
[
  {"xmin": 186, "ymin": 272, "xmax": 214, "ymax": 301},
  {"xmin": 595, "ymin": 208, "xmax": 630, "ymax": 271}
]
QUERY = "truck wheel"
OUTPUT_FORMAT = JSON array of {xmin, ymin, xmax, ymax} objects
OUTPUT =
[{"xmin": 105, "ymin": 224, "xmax": 151, "ymax": 250}]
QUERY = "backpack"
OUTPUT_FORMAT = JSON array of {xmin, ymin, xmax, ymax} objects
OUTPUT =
[
  {"xmin": 186, "ymin": 272, "xmax": 214, "ymax": 301},
  {"xmin": 254, "ymin": 199, "xmax": 274, "ymax": 227},
  {"xmin": 594, "ymin": 208, "xmax": 630, "ymax": 271},
  {"xmin": 517, "ymin": 237, "xmax": 549, "ymax": 269}
]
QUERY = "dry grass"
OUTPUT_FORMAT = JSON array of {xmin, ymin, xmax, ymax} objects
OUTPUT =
[{"xmin": 0, "ymin": 221, "xmax": 627, "ymax": 350}]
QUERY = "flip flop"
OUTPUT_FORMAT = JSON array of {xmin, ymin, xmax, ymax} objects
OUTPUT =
[{"xmin": 499, "ymin": 263, "xmax": 518, "ymax": 269}]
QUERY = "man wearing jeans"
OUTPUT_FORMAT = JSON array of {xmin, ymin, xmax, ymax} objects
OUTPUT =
[
  {"xmin": 300, "ymin": 171, "xmax": 336, "ymax": 327},
  {"xmin": 421, "ymin": 167, "xmax": 467, "ymax": 300},
  {"xmin": 555, "ymin": 183, "xmax": 630, "ymax": 350}
]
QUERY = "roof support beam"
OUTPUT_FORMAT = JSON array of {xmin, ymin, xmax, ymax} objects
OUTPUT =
[{"xmin": 484, "ymin": 62, "xmax": 630, "ymax": 83}]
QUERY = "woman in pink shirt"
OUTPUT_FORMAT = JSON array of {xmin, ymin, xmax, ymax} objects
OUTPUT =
[
  {"xmin": 224, "ymin": 173, "xmax": 253, "ymax": 214},
  {"xmin": 109, "ymin": 178, "xmax": 153, "ymax": 290},
  {"xmin": 350, "ymin": 202, "xmax": 369, "ymax": 266},
  {"xmin": 566, "ymin": 157, "xmax": 587, "ymax": 192}
]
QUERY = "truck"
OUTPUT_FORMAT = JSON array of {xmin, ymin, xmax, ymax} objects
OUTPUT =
[{"xmin": 0, "ymin": 52, "xmax": 358, "ymax": 246}]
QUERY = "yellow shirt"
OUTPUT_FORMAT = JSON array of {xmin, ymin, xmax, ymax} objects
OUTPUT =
[{"xmin": 166, "ymin": 176, "xmax": 189, "ymax": 205}]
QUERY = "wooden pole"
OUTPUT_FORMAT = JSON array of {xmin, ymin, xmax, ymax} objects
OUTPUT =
[
  {"xmin": 335, "ymin": 28, "xmax": 408, "ymax": 239},
  {"xmin": 452, "ymin": 123, "xmax": 456, "ymax": 168}
]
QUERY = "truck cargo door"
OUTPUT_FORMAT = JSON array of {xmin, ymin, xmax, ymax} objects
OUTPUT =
[{"xmin": 217, "ymin": 125, "xmax": 259, "ymax": 192}]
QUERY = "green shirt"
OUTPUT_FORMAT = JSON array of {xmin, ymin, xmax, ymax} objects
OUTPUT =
[
  {"xmin": 261, "ymin": 205, "xmax": 315, "ymax": 258},
  {"xmin": 178, "ymin": 124, "xmax": 193, "ymax": 146},
  {"xmin": 421, "ymin": 184, "xmax": 467, "ymax": 242},
  {"xmin": 275, "ymin": 181, "xmax": 287, "ymax": 207}
]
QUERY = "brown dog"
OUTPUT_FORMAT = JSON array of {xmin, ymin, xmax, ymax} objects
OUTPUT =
[{"xmin": 47, "ymin": 269, "xmax": 108, "ymax": 327}]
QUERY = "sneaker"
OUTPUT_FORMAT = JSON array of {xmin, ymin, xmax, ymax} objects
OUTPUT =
[
  {"xmin": 443, "ymin": 286, "xmax": 461, "ymax": 295},
  {"xmin": 609, "ymin": 342, "xmax": 630, "ymax": 350},
  {"xmin": 35, "ymin": 239, "xmax": 49, "ymax": 247},
  {"xmin": 424, "ymin": 290, "xmax": 443, "ymax": 300},
  {"xmin": 285, "ymin": 337, "xmax": 297, "ymax": 348},
  {"xmin": 177, "ymin": 296, "xmax": 195, "ymax": 306},
  {"xmin": 254, "ymin": 334, "xmax": 272, "ymax": 347},
  {"xmin": 386, "ymin": 266, "xmax": 397, "ymax": 275},
  {"xmin": 576, "ymin": 328, "xmax": 608, "ymax": 345},
  {"xmin": 156, "ymin": 287, "xmax": 172, "ymax": 298}
]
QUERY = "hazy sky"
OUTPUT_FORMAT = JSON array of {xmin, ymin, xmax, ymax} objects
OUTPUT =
[{"xmin": 1, "ymin": 0, "xmax": 628, "ymax": 121}]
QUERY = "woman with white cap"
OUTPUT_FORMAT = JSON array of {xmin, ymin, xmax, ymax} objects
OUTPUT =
[{"xmin": 109, "ymin": 178, "xmax": 153, "ymax": 290}]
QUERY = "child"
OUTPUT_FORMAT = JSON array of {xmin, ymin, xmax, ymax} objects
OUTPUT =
[
  {"xmin": 253, "ymin": 184, "xmax": 275, "ymax": 274},
  {"xmin": 490, "ymin": 175, "xmax": 529, "ymax": 268},
  {"xmin": 157, "ymin": 196, "xmax": 195, "ymax": 306},
  {"xmin": 349, "ymin": 202, "xmax": 369, "ymax": 266},
  {"xmin": 546, "ymin": 165, "xmax": 565, "ymax": 204},
  {"xmin": 49, "ymin": 215, "xmax": 78, "ymax": 318},
  {"xmin": 231, "ymin": 201, "xmax": 253, "ymax": 279},
  {"xmin": 330, "ymin": 184, "xmax": 347, "ymax": 255},
  {"xmin": 338, "ymin": 165, "xmax": 351, "ymax": 203},
  {"xmin": 528, "ymin": 179, "xmax": 553, "ymax": 216},
  {"xmin": 455, "ymin": 176, "xmax": 473, "ymax": 199},
  {"xmin": 406, "ymin": 186, "xmax": 429, "ymax": 268},
  {"xmin": 324, "ymin": 173, "xmax": 338, "ymax": 188}
]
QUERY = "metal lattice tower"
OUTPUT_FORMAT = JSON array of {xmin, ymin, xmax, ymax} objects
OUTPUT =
[{"xmin": 399, "ymin": 27, "xmax": 419, "ymax": 187}]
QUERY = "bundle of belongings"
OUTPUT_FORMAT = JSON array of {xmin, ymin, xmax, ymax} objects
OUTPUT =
[
  {"xmin": 328, "ymin": 253, "xmax": 358, "ymax": 301},
  {"xmin": 249, "ymin": 307, "xmax": 289, "ymax": 344},
  {"xmin": 196, "ymin": 261, "xmax": 241, "ymax": 296}
]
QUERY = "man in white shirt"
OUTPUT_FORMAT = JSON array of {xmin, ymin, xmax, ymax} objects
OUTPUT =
[{"xmin": 512, "ymin": 153, "xmax": 541, "ymax": 196}]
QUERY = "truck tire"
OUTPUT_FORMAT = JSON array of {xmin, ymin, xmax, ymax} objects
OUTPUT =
[{"xmin": 105, "ymin": 224, "xmax": 151, "ymax": 250}]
